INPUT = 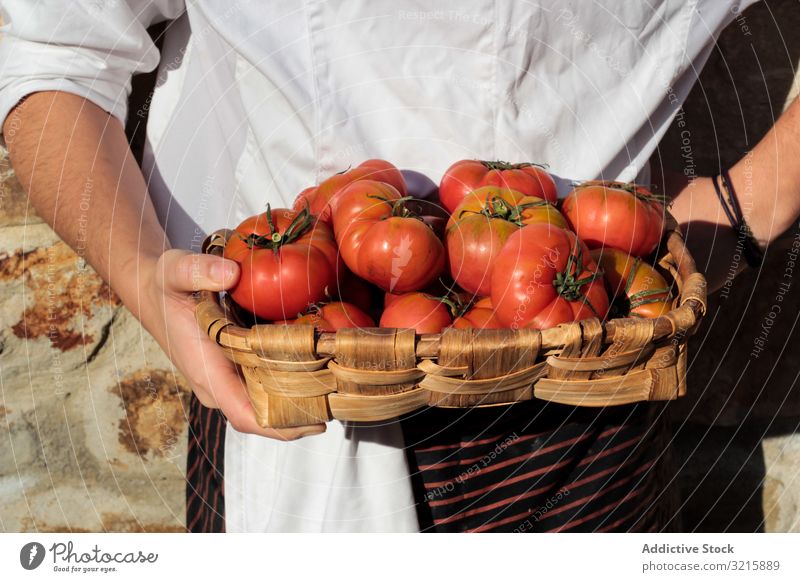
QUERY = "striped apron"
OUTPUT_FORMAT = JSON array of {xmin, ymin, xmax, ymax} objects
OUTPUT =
[{"xmin": 185, "ymin": 397, "xmax": 678, "ymax": 533}]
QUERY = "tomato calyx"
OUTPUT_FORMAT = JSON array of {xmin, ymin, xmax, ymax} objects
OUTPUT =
[
  {"xmin": 244, "ymin": 204, "xmax": 314, "ymax": 255},
  {"xmin": 366, "ymin": 193, "xmax": 425, "ymax": 220},
  {"xmin": 414, "ymin": 288, "xmax": 466, "ymax": 318},
  {"xmin": 457, "ymin": 195, "xmax": 550, "ymax": 227},
  {"xmin": 437, "ymin": 294, "xmax": 466, "ymax": 318},
  {"xmin": 448, "ymin": 294, "xmax": 492, "ymax": 319},
  {"xmin": 480, "ymin": 160, "xmax": 549, "ymax": 171},
  {"xmin": 504, "ymin": 198, "xmax": 551, "ymax": 226},
  {"xmin": 611, "ymin": 289, "xmax": 670, "ymax": 319},
  {"xmin": 552, "ymin": 245, "xmax": 604, "ymax": 318}
]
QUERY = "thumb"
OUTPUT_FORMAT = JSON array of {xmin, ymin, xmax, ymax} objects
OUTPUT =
[{"xmin": 159, "ymin": 249, "xmax": 240, "ymax": 294}]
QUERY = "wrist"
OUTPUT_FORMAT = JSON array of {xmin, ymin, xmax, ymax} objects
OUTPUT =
[{"xmin": 112, "ymin": 249, "xmax": 166, "ymax": 331}]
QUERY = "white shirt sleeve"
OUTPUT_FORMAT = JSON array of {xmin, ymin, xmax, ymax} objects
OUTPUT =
[{"xmin": 0, "ymin": 0, "xmax": 185, "ymax": 134}]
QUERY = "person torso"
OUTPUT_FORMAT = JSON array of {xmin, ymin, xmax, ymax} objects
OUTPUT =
[{"xmin": 143, "ymin": 0, "xmax": 696, "ymax": 249}]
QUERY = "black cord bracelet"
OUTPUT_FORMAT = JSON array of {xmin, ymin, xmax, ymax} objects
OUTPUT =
[{"xmin": 712, "ymin": 170, "xmax": 764, "ymax": 269}]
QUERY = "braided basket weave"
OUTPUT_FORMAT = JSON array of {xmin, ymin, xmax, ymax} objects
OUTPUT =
[{"xmin": 195, "ymin": 224, "xmax": 706, "ymax": 428}]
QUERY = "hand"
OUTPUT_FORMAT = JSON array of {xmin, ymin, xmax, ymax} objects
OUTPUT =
[{"xmin": 137, "ymin": 249, "xmax": 327, "ymax": 440}]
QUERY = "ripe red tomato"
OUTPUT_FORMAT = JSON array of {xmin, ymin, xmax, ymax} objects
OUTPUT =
[
  {"xmin": 591, "ymin": 248, "xmax": 672, "ymax": 319},
  {"xmin": 285, "ymin": 301, "xmax": 375, "ymax": 331},
  {"xmin": 224, "ymin": 206, "xmax": 339, "ymax": 320},
  {"xmin": 332, "ymin": 180, "xmax": 445, "ymax": 293},
  {"xmin": 561, "ymin": 181, "xmax": 665, "ymax": 257},
  {"xmin": 293, "ymin": 159, "xmax": 406, "ymax": 225},
  {"xmin": 446, "ymin": 186, "xmax": 568, "ymax": 296},
  {"xmin": 439, "ymin": 159, "xmax": 557, "ymax": 214},
  {"xmin": 379, "ymin": 292, "xmax": 453, "ymax": 334},
  {"xmin": 452, "ymin": 297, "xmax": 504, "ymax": 329},
  {"xmin": 491, "ymin": 223, "xmax": 609, "ymax": 330}
]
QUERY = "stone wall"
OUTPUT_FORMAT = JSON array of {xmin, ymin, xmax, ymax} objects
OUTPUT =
[
  {"xmin": 0, "ymin": 153, "xmax": 189, "ymax": 532},
  {"xmin": 1, "ymin": 0, "xmax": 799, "ymax": 532}
]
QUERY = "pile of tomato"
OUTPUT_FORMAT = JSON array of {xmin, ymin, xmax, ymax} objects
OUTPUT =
[{"xmin": 223, "ymin": 159, "xmax": 673, "ymax": 333}]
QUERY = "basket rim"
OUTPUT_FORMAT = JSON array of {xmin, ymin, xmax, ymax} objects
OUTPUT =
[{"xmin": 195, "ymin": 222, "xmax": 707, "ymax": 359}]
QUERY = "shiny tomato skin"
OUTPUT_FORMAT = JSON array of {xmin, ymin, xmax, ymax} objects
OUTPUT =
[
  {"xmin": 473, "ymin": 296, "xmax": 493, "ymax": 309},
  {"xmin": 482, "ymin": 167, "xmax": 557, "ymax": 202},
  {"xmin": 293, "ymin": 159, "xmax": 406, "ymax": 224},
  {"xmin": 384, "ymin": 277, "xmax": 453, "ymax": 309},
  {"xmin": 491, "ymin": 223, "xmax": 609, "ymax": 330},
  {"xmin": 561, "ymin": 182, "xmax": 665, "ymax": 257},
  {"xmin": 451, "ymin": 300, "xmax": 504, "ymax": 329},
  {"xmin": 591, "ymin": 248, "xmax": 672, "ymax": 319},
  {"xmin": 223, "ymin": 213, "xmax": 271, "ymax": 263},
  {"xmin": 224, "ymin": 208, "xmax": 339, "ymax": 320},
  {"xmin": 447, "ymin": 214, "xmax": 518, "ymax": 297},
  {"xmin": 351, "ymin": 159, "xmax": 407, "ymax": 196},
  {"xmin": 358, "ymin": 217, "xmax": 446, "ymax": 293},
  {"xmin": 292, "ymin": 301, "xmax": 375, "ymax": 331},
  {"xmin": 439, "ymin": 159, "xmax": 557, "ymax": 214},
  {"xmin": 332, "ymin": 180, "xmax": 445, "ymax": 293},
  {"xmin": 293, "ymin": 186, "xmax": 321, "ymax": 218},
  {"xmin": 445, "ymin": 186, "xmax": 523, "ymax": 230},
  {"xmin": 446, "ymin": 186, "xmax": 567, "ymax": 296},
  {"xmin": 331, "ymin": 181, "xmax": 402, "ymax": 237},
  {"xmin": 379, "ymin": 293, "xmax": 452, "ymax": 334},
  {"xmin": 230, "ymin": 244, "xmax": 335, "ymax": 321},
  {"xmin": 439, "ymin": 160, "xmax": 489, "ymax": 214}
]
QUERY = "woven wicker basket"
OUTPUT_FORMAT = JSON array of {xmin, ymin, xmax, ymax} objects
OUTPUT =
[{"xmin": 195, "ymin": 223, "xmax": 706, "ymax": 428}]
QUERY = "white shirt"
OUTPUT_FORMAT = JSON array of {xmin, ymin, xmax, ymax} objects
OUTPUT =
[{"xmin": 0, "ymin": 0, "xmax": 756, "ymax": 532}]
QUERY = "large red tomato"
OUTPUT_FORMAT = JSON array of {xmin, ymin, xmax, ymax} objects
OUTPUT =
[
  {"xmin": 293, "ymin": 159, "xmax": 406, "ymax": 225},
  {"xmin": 332, "ymin": 180, "xmax": 445, "ymax": 293},
  {"xmin": 491, "ymin": 223, "xmax": 609, "ymax": 330},
  {"xmin": 379, "ymin": 292, "xmax": 453, "ymax": 334},
  {"xmin": 452, "ymin": 297, "xmax": 504, "ymax": 329},
  {"xmin": 439, "ymin": 159, "xmax": 557, "ymax": 214},
  {"xmin": 561, "ymin": 181, "xmax": 665, "ymax": 257},
  {"xmin": 446, "ymin": 186, "xmax": 568, "ymax": 296},
  {"xmin": 283, "ymin": 301, "xmax": 375, "ymax": 331},
  {"xmin": 591, "ymin": 248, "xmax": 672, "ymax": 319},
  {"xmin": 224, "ymin": 206, "xmax": 339, "ymax": 320}
]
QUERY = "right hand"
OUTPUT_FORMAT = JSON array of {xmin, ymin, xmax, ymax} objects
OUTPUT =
[{"xmin": 138, "ymin": 249, "xmax": 327, "ymax": 440}]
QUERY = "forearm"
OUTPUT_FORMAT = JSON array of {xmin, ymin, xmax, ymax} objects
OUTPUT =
[
  {"xmin": 664, "ymin": 96, "xmax": 800, "ymax": 289},
  {"xmin": 4, "ymin": 91, "xmax": 169, "ymax": 325},
  {"xmin": 3, "ymin": 91, "xmax": 303, "ymax": 437},
  {"xmin": 729, "ymin": 95, "xmax": 800, "ymax": 246}
]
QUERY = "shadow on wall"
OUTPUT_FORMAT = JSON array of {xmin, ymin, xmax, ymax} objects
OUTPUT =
[{"xmin": 655, "ymin": 0, "xmax": 800, "ymax": 532}]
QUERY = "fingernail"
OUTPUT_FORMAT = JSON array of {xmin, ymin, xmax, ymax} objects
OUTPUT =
[{"xmin": 210, "ymin": 260, "xmax": 235, "ymax": 284}]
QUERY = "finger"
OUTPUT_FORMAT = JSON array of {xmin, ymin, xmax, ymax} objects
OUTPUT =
[
  {"xmin": 201, "ymin": 357, "xmax": 327, "ymax": 440},
  {"xmin": 261, "ymin": 424, "xmax": 329, "ymax": 441},
  {"xmin": 159, "ymin": 249, "xmax": 239, "ymax": 294}
]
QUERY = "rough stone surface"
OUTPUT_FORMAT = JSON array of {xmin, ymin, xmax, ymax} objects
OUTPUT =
[
  {"xmin": 1, "ymin": 1, "xmax": 800, "ymax": 532},
  {"xmin": 1, "ymin": 149, "xmax": 189, "ymax": 532}
]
